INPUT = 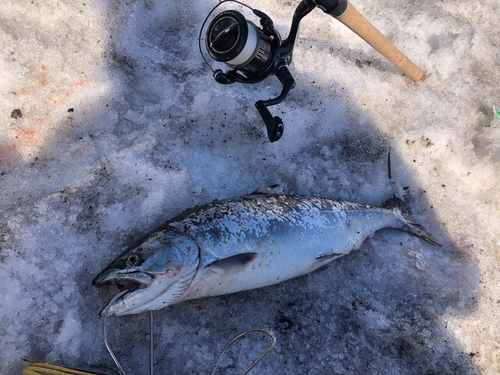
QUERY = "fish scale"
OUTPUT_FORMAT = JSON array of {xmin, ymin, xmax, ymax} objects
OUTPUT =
[{"xmin": 93, "ymin": 194, "xmax": 440, "ymax": 316}]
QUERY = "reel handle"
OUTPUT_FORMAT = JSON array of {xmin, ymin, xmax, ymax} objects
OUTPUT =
[
  {"xmin": 254, "ymin": 65, "xmax": 295, "ymax": 142},
  {"xmin": 331, "ymin": 0, "xmax": 425, "ymax": 81},
  {"xmin": 255, "ymin": 101, "xmax": 284, "ymax": 143}
]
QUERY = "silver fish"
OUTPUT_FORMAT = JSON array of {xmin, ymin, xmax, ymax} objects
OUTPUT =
[{"xmin": 93, "ymin": 194, "xmax": 439, "ymax": 316}]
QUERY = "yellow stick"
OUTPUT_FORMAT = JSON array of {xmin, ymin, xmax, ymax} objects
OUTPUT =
[
  {"xmin": 335, "ymin": 1, "xmax": 426, "ymax": 82},
  {"xmin": 23, "ymin": 362, "xmax": 98, "ymax": 375}
]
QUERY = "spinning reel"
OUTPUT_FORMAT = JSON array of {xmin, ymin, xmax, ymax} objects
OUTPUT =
[{"xmin": 199, "ymin": 0, "xmax": 425, "ymax": 142}]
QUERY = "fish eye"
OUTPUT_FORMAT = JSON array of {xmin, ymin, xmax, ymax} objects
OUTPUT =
[{"xmin": 126, "ymin": 254, "xmax": 139, "ymax": 268}]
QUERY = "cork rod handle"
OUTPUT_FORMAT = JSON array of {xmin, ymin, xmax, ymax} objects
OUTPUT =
[{"xmin": 335, "ymin": 1, "xmax": 425, "ymax": 82}]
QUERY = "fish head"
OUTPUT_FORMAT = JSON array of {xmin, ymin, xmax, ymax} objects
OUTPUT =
[{"xmin": 93, "ymin": 229, "xmax": 199, "ymax": 316}]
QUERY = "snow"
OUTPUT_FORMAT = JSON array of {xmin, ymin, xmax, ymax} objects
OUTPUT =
[{"xmin": 1, "ymin": 0, "xmax": 499, "ymax": 373}]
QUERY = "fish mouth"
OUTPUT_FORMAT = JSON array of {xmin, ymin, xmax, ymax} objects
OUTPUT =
[
  {"xmin": 95, "ymin": 272, "xmax": 155, "ymax": 317},
  {"xmin": 92, "ymin": 271, "xmax": 153, "ymax": 292}
]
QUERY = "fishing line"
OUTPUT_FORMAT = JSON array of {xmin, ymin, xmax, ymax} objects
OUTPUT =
[
  {"xmin": 23, "ymin": 291, "xmax": 277, "ymax": 375},
  {"xmin": 150, "ymin": 311, "xmax": 154, "ymax": 375},
  {"xmin": 102, "ymin": 290, "xmax": 130, "ymax": 375},
  {"xmin": 22, "ymin": 297, "xmax": 132, "ymax": 375},
  {"xmin": 210, "ymin": 328, "xmax": 277, "ymax": 375},
  {"xmin": 102, "ymin": 292, "xmax": 277, "ymax": 375}
]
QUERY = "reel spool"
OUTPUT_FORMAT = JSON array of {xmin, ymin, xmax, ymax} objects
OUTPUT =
[{"xmin": 206, "ymin": 10, "xmax": 272, "ymax": 75}]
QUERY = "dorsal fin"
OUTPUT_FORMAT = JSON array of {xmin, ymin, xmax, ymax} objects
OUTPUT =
[{"xmin": 251, "ymin": 185, "xmax": 285, "ymax": 195}]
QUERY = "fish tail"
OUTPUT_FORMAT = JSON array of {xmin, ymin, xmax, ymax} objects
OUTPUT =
[{"xmin": 382, "ymin": 197, "xmax": 442, "ymax": 247}]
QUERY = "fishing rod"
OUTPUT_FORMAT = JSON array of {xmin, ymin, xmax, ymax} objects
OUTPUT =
[{"xmin": 199, "ymin": 0, "xmax": 425, "ymax": 143}]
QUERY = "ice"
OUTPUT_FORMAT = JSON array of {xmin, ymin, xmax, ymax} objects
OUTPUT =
[{"xmin": 1, "ymin": 0, "xmax": 499, "ymax": 373}]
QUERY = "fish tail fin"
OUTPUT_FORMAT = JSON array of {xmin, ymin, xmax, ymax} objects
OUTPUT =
[{"xmin": 382, "ymin": 197, "xmax": 442, "ymax": 247}]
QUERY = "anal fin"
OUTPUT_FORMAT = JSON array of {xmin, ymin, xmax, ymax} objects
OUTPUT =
[
  {"xmin": 310, "ymin": 265, "xmax": 330, "ymax": 274},
  {"xmin": 358, "ymin": 236, "xmax": 376, "ymax": 249},
  {"xmin": 316, "ymin": 252, "xmax": 348, "ymax": 261}
]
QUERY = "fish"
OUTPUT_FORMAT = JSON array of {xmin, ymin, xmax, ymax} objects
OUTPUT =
[{"xmin": 92, "ymin": 194, "xmax": 440, "ymax": 316}]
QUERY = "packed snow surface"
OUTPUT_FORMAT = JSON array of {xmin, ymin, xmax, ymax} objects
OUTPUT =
[{"xmin": 1, "ymin": 0, "xmax": 499, "ymax": 374}]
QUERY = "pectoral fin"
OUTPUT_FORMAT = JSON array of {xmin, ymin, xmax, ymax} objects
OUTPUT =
[{"xmin": 206, "ymin": 253, "xmax": 259, "ymax": 275}]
